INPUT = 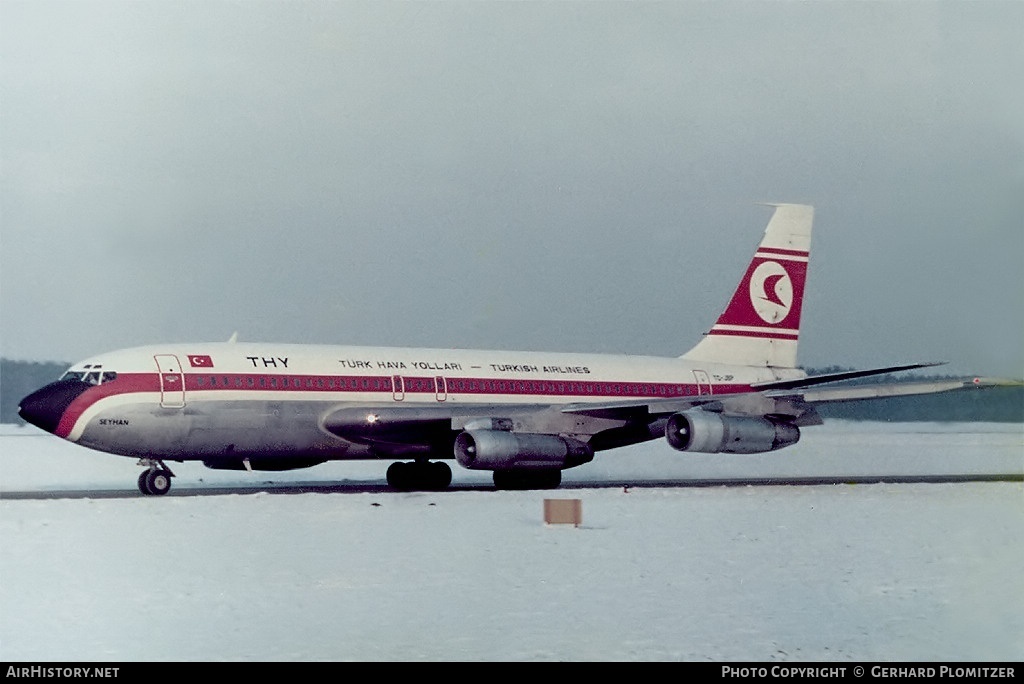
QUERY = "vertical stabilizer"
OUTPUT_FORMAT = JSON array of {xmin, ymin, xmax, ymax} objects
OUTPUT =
[{"xmin": 681, "ymin": 204, "xmax": 813, "ymax": 368}]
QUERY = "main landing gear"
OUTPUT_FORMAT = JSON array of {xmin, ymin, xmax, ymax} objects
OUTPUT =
[
  {"xmin": 384, "ymin": 461, "xmax": 563, "ymax": 491},
  {"xmin": 137, "ymin": 459, "xmax": 175, "ymax": 496},
  {"xmin": 386, "ymin": 460, "xmax": 453, "ymax": 491}
]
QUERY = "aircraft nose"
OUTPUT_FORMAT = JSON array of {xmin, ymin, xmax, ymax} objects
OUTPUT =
[{"xmin": 18, "ymin": 379, "xmax": 91, "ymax": 434}]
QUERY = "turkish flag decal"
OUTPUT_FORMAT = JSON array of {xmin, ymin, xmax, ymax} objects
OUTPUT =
[{"xmin": 188, "ymin": 354, "xmax": 214, "ymax": 368}]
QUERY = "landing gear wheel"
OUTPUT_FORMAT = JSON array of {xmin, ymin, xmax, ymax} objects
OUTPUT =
[
  {"xmin": 386, "ymin": 461, "xmax": 453, "ymax": 491},
  {"xmin": 386, "ymin": 462, "xmax": 411, "ymax": 491},
  {"xmin": 429, "ymin": 461, "xmax": 452, "ymax": 490},
  {"xmin": 136, "ymin": 459, "xmax": 175, "ymax": 496},
  {"xmin": 139, "ymin": 468, "xmax": 172, "ymax": 496}
]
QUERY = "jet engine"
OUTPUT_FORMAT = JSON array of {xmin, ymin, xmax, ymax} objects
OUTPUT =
[
  {"xmin": 454, "ymin": 430, "xmax": 594, "ymax": 470},
  {"xmin": 664, "ymin": 410, "xmax": 800, "ymax": 454}
]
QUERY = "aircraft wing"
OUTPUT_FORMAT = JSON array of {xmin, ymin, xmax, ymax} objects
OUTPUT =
[
  {"xmin": 750, "ymin": 362, "xmax": 946, "ymax": 391},
  {"xmin": 560, "ymin": 371, "xmax": 1013, "ymax": 424},
  {"xmin": 322, "ymin": 368, "xmax": 1014, "ymax": 451}
]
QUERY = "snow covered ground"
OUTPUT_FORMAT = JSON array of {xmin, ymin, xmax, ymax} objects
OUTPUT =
[{"xmin": 1, "ymin": 421, "xmax": 1021, "ymax": 661}]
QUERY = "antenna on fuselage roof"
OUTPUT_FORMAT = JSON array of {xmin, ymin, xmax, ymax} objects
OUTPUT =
[{"xmin": 227, "ymin": 332, "xmax": 238, "ymax": 343}]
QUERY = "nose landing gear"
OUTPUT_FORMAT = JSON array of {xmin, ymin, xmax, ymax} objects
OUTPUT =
[{"xmin": 137, "ymin": 459, "xmax": 175, "ymax": 496}]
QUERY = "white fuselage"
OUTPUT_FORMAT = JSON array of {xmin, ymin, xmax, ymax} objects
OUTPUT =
[{"xmin": 52, "ymin": 342, "xmax": 798, "ymax": 462}]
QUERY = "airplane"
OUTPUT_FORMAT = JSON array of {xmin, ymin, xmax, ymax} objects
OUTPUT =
[{"xmin": 18, "ymin": 203, "xmax": 999, "ymax": 495}]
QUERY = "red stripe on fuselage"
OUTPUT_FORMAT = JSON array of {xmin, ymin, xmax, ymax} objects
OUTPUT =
[{"xmin": 181, "ymin": 372, "xmax": 752, "ymax": 398}]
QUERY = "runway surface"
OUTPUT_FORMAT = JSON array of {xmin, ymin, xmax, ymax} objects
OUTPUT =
[
  {"xmin": 3, "ymin": 472, "xmax": 1021, "ymax": 500},
  {"xmin": 3, "ymin": 421, "xmax": 1021, "ymax": 661}
]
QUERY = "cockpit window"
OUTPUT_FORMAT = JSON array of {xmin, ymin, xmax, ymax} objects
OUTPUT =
[{"xmin": 61, "ymin": 365, "xmax": 117, "ymax": 386}]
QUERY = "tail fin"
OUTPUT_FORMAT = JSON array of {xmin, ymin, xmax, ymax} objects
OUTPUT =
[{"xmin": 681, "ymin": 204, "xmax": 813, "ymax": 369}]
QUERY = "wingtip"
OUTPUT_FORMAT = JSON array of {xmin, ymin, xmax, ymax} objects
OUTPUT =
[{"xmin": 969, "ymin": 376, "xmax": 1024, "ymax": 387}]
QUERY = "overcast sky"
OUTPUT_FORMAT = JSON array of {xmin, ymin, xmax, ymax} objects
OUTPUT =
[{"xmin": 2, "ymin": 1, "xmax": 1021, "ymax": 379}]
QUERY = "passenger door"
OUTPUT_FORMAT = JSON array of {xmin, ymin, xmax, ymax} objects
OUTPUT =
[
  {"xmin": 693, "ymin": 369, "xmax": 713, "ymax": 396},
  {"xmin": 155, "ymin": 354, "xmax": 186, "ymax": 408}
]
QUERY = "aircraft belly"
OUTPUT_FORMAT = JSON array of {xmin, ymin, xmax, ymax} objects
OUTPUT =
[
  {"xmin": 76, "ymin": 399, "xmax": 354, "ymax": 461},
  {"xmin": 76, "ymin": 401, "xmax": 194, "ymax": 458}
]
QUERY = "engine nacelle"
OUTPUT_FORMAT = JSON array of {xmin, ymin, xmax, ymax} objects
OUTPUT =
[
  {"xmin": 454, "ymin": 430, "xmax": 594, "ymax": 471},
  {"xmin": 665, "ymin": 411, "xmax": 800, "ymax": 454}
]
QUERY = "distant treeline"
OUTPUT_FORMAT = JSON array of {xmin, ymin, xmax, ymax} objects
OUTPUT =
[
  {"xmin": 1, "ymin": 359, "xmax": 1020, "ymax": 424},
  {"xmin": 805, "ymin": 366, "xmax": 1023, "ymax": 423}
]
